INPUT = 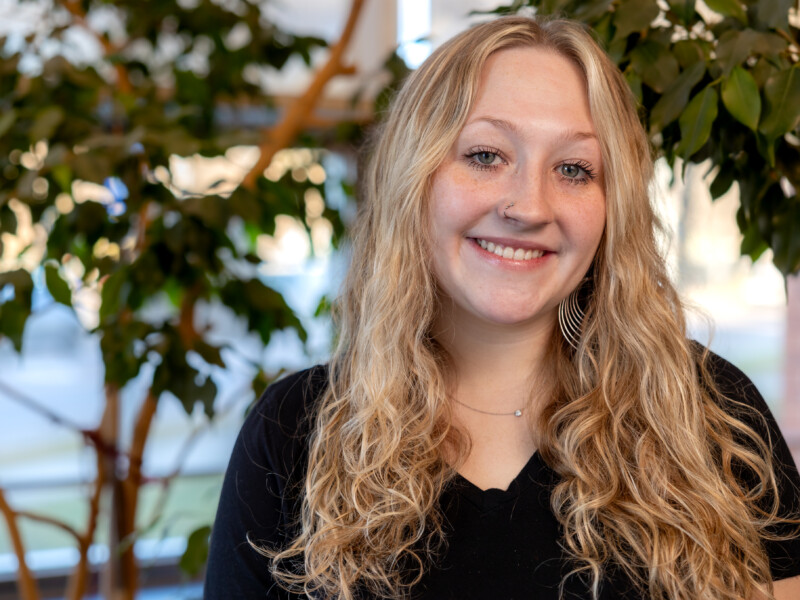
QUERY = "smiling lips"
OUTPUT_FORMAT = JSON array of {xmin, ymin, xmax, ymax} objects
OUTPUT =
[{"xmin": 473, "ymin": 237, "xmax": 548, "ymax": 261}]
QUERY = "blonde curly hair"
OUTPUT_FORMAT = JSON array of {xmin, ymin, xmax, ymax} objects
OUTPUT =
[{"xmin": 265, "ymin": 16, "xmax": 793, "ymax": 600}]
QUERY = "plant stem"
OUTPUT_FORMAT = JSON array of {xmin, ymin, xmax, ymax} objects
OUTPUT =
[
  {"xmin": 0, "ymin": 488, "xmax": 40, "ymax": 600},
  {"xmin": 242, "ymin": 0, "xmax": 366, "ymax": 189}
]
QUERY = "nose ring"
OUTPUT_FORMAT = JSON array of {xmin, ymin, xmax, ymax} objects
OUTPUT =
[{"xmin": 503, "ymin": 202, "xmax": 515, "ymax": 219}]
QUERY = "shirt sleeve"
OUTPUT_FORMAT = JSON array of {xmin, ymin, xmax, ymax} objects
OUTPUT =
[
  {"xmin": 204, "ymin": 368, "xmax": 322, "ymax": 599},
  {"xmin": 707, "ymin": 351, "xmax": 800, "ymax": 582}
]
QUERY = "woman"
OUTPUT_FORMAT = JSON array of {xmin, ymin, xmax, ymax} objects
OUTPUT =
[{"xmin": 205, "ymin": 16, "xmax": 800, "ymax": 600}]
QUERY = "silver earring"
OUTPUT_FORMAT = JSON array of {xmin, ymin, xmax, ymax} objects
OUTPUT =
[
  {"xmin": 558, "ymin": 284, "xmax": 585, "ymax": 350},
  {"xmin": 503, "ymin": 202, "xmax": 515, "ymax": 219}
]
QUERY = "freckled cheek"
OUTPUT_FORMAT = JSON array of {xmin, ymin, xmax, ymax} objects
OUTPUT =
[
  {"xmin": 431, "ymin": 170, "xmax": 501, "ymax": 223},
  {"xmin": 560, "ymin": 194, "xmax": 606, "ymax": 249},
  {"xmin": 430, "ymin": 174, "xmax": 480, "ymax": 233}
]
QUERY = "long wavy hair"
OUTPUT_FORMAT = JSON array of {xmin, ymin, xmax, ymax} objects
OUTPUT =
[{"xmin": 267, "ymin": 16, "xmax": 792, "ymax": 600}]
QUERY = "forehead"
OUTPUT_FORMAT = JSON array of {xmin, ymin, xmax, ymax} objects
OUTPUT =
[{"xmin": 464, "ymin": 46, "xmax": 595, "ymax": 138}]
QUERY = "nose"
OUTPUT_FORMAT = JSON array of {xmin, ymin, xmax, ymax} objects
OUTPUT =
[{"xmin": 498, "ymin": 163, "xmax": 554, "ymax": 226}]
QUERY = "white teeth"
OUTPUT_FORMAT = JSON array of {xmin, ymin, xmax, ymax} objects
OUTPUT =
[{"xmin": 475, "ymin": 238, "xmax": 545, "ymax": 261}]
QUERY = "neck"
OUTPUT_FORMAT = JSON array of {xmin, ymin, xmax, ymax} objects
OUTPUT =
[{"xmin": 434, "ymin": 302, "xmax": 555, "ymax": 413}]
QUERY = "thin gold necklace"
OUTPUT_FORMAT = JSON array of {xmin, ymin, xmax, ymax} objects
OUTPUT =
[{"xmin": 452, "ymin": 398, "xmax": 523, "ymax": 417}]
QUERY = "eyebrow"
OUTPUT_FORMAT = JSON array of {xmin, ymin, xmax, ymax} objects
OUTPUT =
[{"xmin": 465, "ymin": 116, "xmax": 597, "ymax": 144}]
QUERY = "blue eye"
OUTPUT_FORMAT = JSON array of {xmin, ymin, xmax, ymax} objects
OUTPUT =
[
  {"xmin": 560, "ymin": 164, "xmax": 581, "ymax": 178},
  {"xmin": 475, "ymin": 151, "xmax": 498, "ymax": 165},
  {"xmin": 557, "ymin": 161, "xmax": 596, "ymax": 184},
  {"xmin": 464, "ymin": 147, "xmax": 504, "ymax": 170}
]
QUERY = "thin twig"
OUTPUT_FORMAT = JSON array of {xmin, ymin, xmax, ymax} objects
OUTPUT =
[
  {"xmin": 140, "ymin": 380, "xmax": 251, "ymax": 533},
  {"xmin": 0, "ymin": 379, "xmax": 87, "ymax": 434},
  {"xmin": 0, "ymin": 488, "xmax": 40, "ymax": 600},
  {"xmin": 774, "ymin": 27, "xmax": 798, "ymax": 51},
  {"xmin": 15, "ymin": 511, "xmax": 82, "ymax": 543},
  {"xmin": 241, "ymin": 0, "xmax": 366, "ymax": 188}
]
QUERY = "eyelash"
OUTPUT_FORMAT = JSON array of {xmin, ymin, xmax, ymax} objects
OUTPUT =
[
  {"xmin": 463, "ymin": 146, "xmax": 506, "ymax": 171},
  {"xmin": 463, "ymin": 148, "xmax": 597, "ymax": 185},
  {"xmin": 557, "ymin": 160, "xmax": 597, "ymax": 185}
]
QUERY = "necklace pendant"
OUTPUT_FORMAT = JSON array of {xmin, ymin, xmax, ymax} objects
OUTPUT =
[{"xmin": 514, "ymin": 409, "xmax": 522, "ymax": 417}]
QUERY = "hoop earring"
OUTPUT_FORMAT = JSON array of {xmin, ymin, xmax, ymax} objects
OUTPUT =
[{"xmin": 558, "ymin": 282, "xmax": 586, "ymax": 350}]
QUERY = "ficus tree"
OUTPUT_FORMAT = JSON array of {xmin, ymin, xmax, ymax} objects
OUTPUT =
[
  {"xmin": 487, "ymin": 0, "xmax": 800, "ymax": 275},
  {"xmin": 0, "ymin": 0, "xmax": 386, "ymax": 598}
]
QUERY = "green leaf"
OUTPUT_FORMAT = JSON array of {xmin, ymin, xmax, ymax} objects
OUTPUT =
[
  {"xmin": 625, "ymin": 69, "xmax": 643, "ymax": 103},
  {"xmin": 703, "ymin": 0, "xmax": 747, "ymax": 23},
  {"xmin": 314, "ymin": 294, "xmax": 332, "ymax": 318},
  {"xmin": 672, "ymin": 40, "xmax": 706, "ymax": 68},
  {"xmin": 193, "ymin": 340, "xmax": 225, "ymax": 368},
  {"xmin": 152, "ymin": 336, "xmax": 218, "ymax": 417},
  {"xmin": 100, "ymin": 268, "xmax": 127, "ymax": 322},
  {"xmin": 676, "ymin": 86, "xmax": 719, "ymax": 159},
  {"xmin": 0, "ymin": 269, "xmax": 34, "ymax": 293},
  {"xmin": 771, "ymin": 202, "xmax": 800, "ymax": 275},
  {"xmin": 755, "ymin": 0, "xmax": 792, "ymax": 29},
  {"xmin": 710, "ymin": 165, "xmax": 736, "ymax": 200},
  {"xmin": 179, "ymin": 525, "xmax": 211, "ymax": 577},
  {"xmin": 99, "ymin": 320, "xmax": 152, "ymax": 386},
  {"xmin": 0, "ymin": 109, "xmax": 16, "ymax": 139},
  {"xmin": 751, "ymin": 57, "xmax": 779, "ymax": 88},
  {"xmin": 759, "ymin": 66, "xmax": 800, "ymax": 141},
  {"xmin": 755, "ymin": 131, "xmax": 776, "ymax": 168},
  {"xmin": 716, "ymin": 30, "xmax": 787, "ymax": 75},
  {"xmin": 613, "ymin": 0, "xmax": 660, "ymax": 40},
  {"xmin": 629, "ymin": 41, "xmax": 680, "ymax": 94},
  {"xmin": 44, "ymin": 264, "xmax": 72, "ymax": 307},
  {"xmin": 0, "ymin": 269, "xmax": 34, "ymax": 352},
  {"xmin": 29, "ymin": 106, "xmax": 65, "ymax": 142},
  {"xmin": 739, "ymin": 220, "xmax": 769, "ymax": 262},
  {"xmin": 51, "ymin": 164, "xmax": 73, "ymax": 193},
  {"xmin": 649, "ymin": 62, "xmax": 706, "ymax": 131},
  {"xmin": 721, "ymin": 67, "xmax": 761, "ymax": 131},
  {"xmin": 573, "ymin": 0, "xmax": 615, "ymax": 22},
  {"xmin": 666, "ymin": 0, "xmax": 696, "ymax": 24},
  {"xmin": 0, "ymin": 299, "xmax": 30, "ymax": 353},
  {"xmin": 0, "ymin": 204, "xmax": 17, "ymax": 235}
]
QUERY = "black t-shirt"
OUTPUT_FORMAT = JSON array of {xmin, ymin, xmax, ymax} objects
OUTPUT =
[{"xmin": 204, "ymin": 353, "xmax": 800, "ymax": 599}]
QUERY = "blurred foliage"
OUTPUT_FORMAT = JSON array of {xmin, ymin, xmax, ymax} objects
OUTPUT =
[
  {"xmin": 487, "ymin": 0, "xmax": 800, "ymax": 275},
  {"xmin": 0, "ymin": 0, "xmax": 357, "ymax": 389},
  {"xmin": 0, "ymin": 0, "xmax": 406, "ymax": 590}
]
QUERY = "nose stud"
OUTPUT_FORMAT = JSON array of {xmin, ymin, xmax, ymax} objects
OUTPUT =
[{"xmin": 503, "ymin": 202, "xmax": 515, "ymax": 219}]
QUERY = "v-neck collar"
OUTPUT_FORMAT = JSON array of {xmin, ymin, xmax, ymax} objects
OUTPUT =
[{"xmin": 450, "ymin": 451, "xmax": 546, "ymax": 512}]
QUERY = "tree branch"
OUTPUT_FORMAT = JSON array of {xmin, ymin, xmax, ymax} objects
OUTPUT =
[
  {"xmin": 139, "ymin": 380, "xmax": 248, "ymax": 533},
  {"xmin": 178, "ymin": 284, "xmax": 203, "ymax": 348},
  {"xmin": 775, "ymin": 27, "xmax": 799, "ymax": 53},
  {"xmin": 0, "ymin": 379, "xmax": 87, "ymax": 435},
  {"xmin": 124, "ymin": 392, "xmax": 157, "ymax": 512},
  {"xmin": 59, "ymin": 0, "xmax": 132, "ymax": 93},
  {"xmin": 115, "ymin": 391, "xmax": 157, "ymax": 600},
  {"xmin": 65, "ymin": 450, "xmax": 106, "ymax": 600},
  {"xmin": 241, "ymin": 0, "xmax": 366, "ymax": 189},
  {"xmin": 0, "ymin": 489, "xmax": 40, "ymax": 600},
  {"xmin": 15, "ymin": 512, "xmax": 81, "ymax": 543}
]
